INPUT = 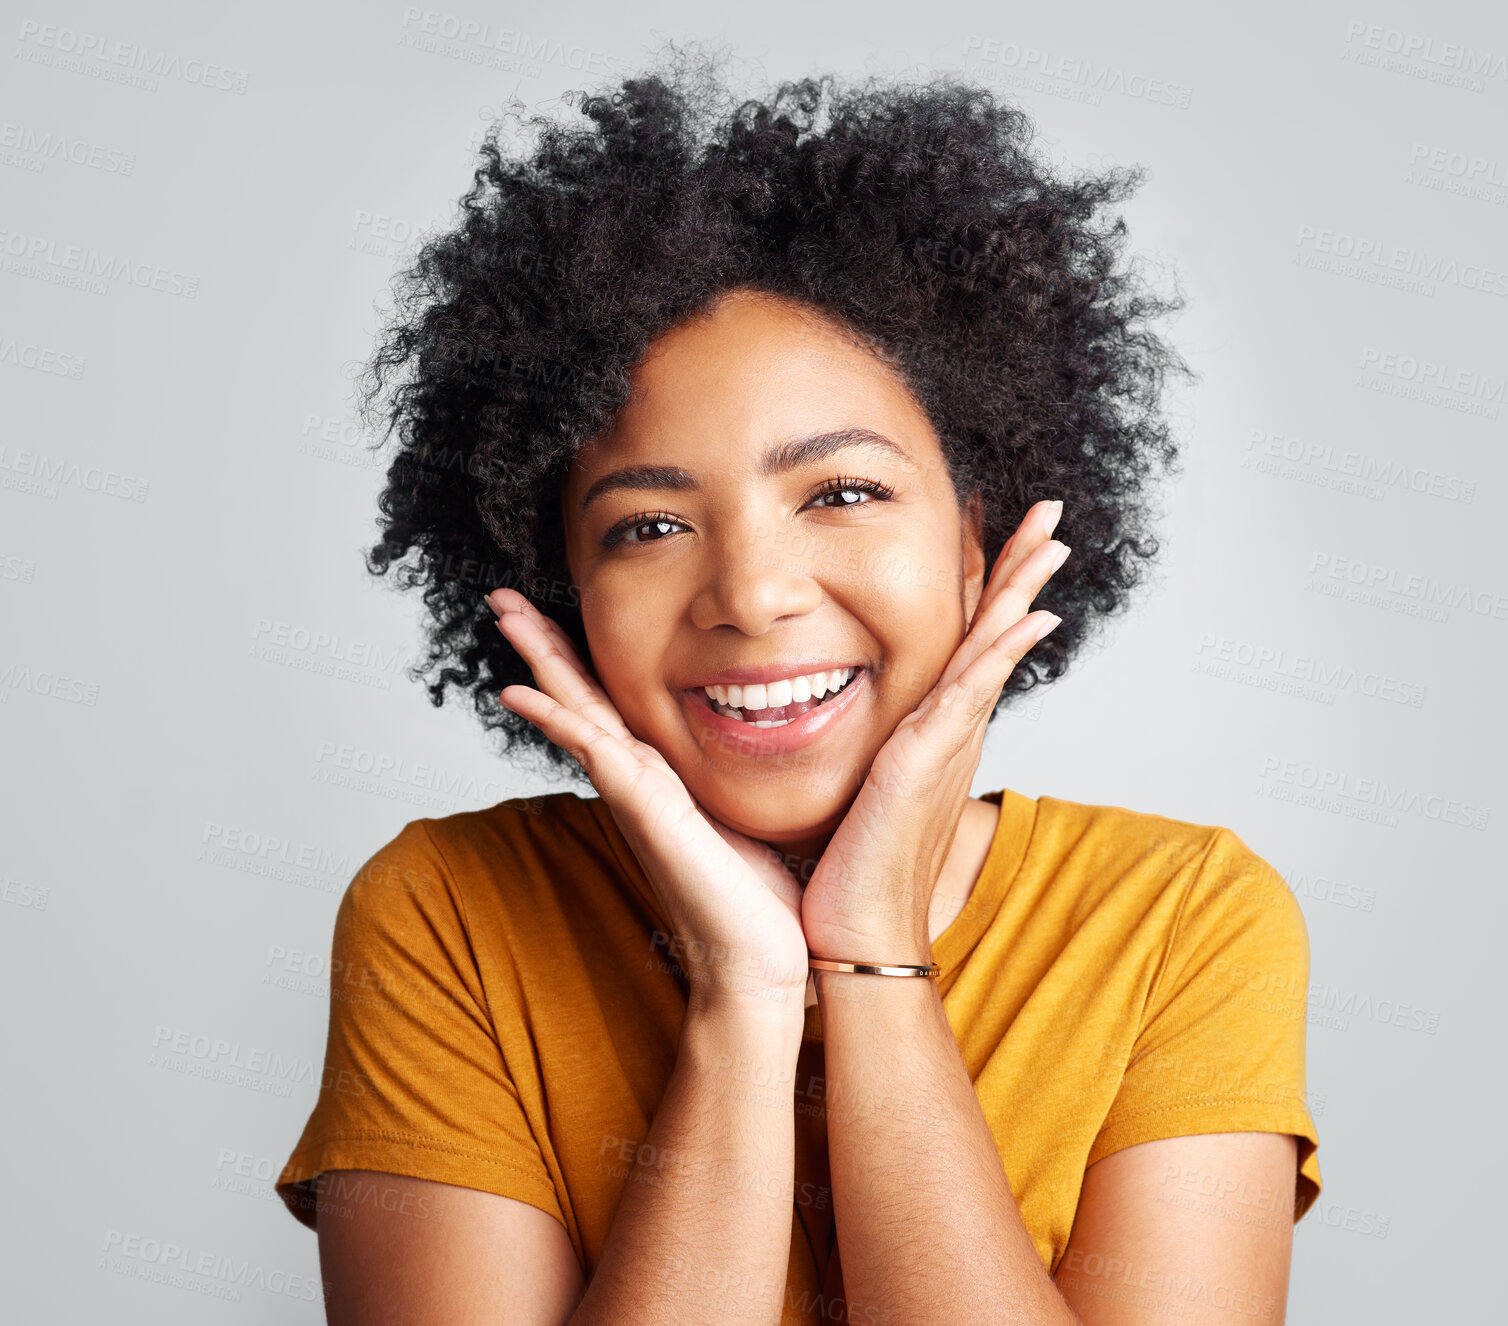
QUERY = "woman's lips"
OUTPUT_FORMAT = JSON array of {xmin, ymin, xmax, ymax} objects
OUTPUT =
[{"xmin": 679, "ymin": 666, "xmax": 869, "ymax": 755}]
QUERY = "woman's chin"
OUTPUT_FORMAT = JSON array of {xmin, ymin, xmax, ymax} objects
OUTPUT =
[
  {"xmin": 656, "ymin": 723, "xmax": 872, "ymax": 844},
  {"xmin": 690, "ymin": 783, "xmax": 853, "ymax": 857}
]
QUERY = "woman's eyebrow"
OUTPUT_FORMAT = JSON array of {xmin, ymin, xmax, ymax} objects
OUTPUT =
[{"xmin": 578, "ymin": 427, "xmax": 917, "ymax": 512}]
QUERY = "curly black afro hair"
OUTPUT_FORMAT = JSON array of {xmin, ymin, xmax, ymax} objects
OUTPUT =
[{"xmin": 359, "ymin": 42, "xmax": 1193, "ymax": 781}]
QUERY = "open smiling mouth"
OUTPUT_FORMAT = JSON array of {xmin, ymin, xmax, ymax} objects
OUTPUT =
[{"xmin": 694, "ymin": 667, "xmax": 862, "ymax": 728}]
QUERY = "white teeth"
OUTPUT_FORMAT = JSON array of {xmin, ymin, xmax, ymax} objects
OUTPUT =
[{"xmin": 702, "ymin": 666, "xmax": 857, "ymax": 721}]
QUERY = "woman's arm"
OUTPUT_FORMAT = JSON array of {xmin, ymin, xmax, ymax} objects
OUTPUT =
[
  {"xmin": 814, "ymin": 968, "xmax": 1079, "ymax": 1324},
  {"xmin": 317, "ymin": 1175, "xmax": 585, "ymax": 1326},
  {"xmin": 571, "ymin": 995, "xmax": 806, "ymax": 1325},
  {"xmin": 1055, "ymin": 1131, "xmax": 1297, "ymax": 1325},
  {"xmin": 474, "ymin": 586, "xmax": 819, "ymax": 1321},
  {"xmin": 795, "ymin": 503, "xmax": 1081, "ymax": 1319},
  {"xmin": 317, "ymin": 995, "xmax": 805, "ymax": 1326},
  {"xmin": 816, "ymin": 970, "xmax": 1300, "ymax": 1326}
]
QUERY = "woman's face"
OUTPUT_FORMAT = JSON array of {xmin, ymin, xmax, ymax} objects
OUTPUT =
[{"xmin": 560, "ymin": 288, "xmax": 987, "ymax": 861}]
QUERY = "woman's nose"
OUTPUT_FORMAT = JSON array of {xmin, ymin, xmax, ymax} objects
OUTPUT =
[{"xmin": 687, "ymin": 527, "xmax": 826, "ymax": 635}]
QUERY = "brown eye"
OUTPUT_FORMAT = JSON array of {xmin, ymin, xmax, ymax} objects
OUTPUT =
[
  {"xmin": 601, "ymin": 512, "xmax": 687, "ymax": 549},
  {"xmin": 625, "ymin": 519, "xmax": 679, "ymax": 542},
  {"xmin": 805, "ymin": 476, "xmax": 895, "ymax": 509}
]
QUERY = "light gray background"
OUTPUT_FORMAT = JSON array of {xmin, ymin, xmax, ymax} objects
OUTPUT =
[{"xmin": 3, "ymin": 0, "xmax": 1504, "ymax": 1319}]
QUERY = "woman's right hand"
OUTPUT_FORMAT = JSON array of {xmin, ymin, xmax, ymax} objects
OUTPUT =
[{"xmin": 486, "ymin": 588, "xmax": 812, "ymax": 1023}]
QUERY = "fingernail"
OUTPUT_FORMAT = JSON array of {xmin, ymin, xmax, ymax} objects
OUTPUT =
[
  {"xmin": 1043, "ymin": 500, "xmax": 1064, "ymax": 538},
  {"xmin": 1035, "ymin": 613, "xmax": 1062, "ymax": 642},
  {"xmin": 1050, "ymin": 543, "xmax": 1071, "ymax": 573}
]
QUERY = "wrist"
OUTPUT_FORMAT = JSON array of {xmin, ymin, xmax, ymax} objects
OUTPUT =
[
  {"xmin": 685, "ymin": 980, "xmax": 810, "ymax": 1041},
  {"xmin": 807, "ymin": 936, "xmax": 935, "ymax": 969},
  {"xmin": 678, "ymin": 1003, "xmax": 804, "ymax": 1116},
  {"xmin": 811, "ymin": 961, "xmax": 945, "ymax": 1022}
]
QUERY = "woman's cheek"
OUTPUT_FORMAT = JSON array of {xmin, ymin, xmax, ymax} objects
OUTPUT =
[{"xmin": 875, "ymin": 575, "xmax": 969, "ymax": 706}]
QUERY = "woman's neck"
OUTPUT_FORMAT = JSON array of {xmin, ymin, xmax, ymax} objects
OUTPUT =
[{"xmin": 926, "ymin": 796, "xmax": 1002, "ymax": 943}]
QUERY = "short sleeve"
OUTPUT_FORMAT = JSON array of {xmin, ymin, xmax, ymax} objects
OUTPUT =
[
  {"xmin": 1089, "ymin": 827, "xmax": 1323, "ymax": 1221},
  {"xmin": 274, "ymin": 821, "xmax": 564, "ymax": 1231}
]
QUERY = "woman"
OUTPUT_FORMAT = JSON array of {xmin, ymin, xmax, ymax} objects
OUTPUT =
[{"xmin": 277, "ymin": 50, "xmax": 1320, "ymax": 1325}]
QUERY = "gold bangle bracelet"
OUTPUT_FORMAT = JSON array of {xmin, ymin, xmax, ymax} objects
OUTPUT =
[{"xmin": 808, "ymin": 957, "xmax": 941, "ymax": 978}]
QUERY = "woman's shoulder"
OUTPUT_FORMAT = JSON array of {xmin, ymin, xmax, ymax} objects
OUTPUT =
[
  {"xmin": 424, "ymin": 789, "xmax": 614, "ymax": 857},
  {"xmin": 1032, "ymin": 788, "xmax": 1228, "ymax": 849},
  {"xmin": 1021, "ymin": 790, "xmax": 1303, "ymax": 938},
  {"xmin": 355, "ymin": 791, "xmax": 608, "ymax": 869},
  {"xmin": 336, "ymin": 791, "xmax": 636, "ymax": 927}
]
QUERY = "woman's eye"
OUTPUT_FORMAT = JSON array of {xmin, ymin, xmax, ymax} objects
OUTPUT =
[
  {"xmin": 602, "ymin": 478, "xmax": 892, "ymax": 548},
  {"xmin": 811, "ymin": 488, "xmax": 868, "ymax": 508},
  {"xmin": 603, "ymin": 515, "xmax": 685, "ymax": 547},
  {"xmin": 627, "ymin": 519, "xmax": 681, "ymax": 542},
  {"xmin": 806, "ymin": 477, "xmax": 895, "ymax": 509}
]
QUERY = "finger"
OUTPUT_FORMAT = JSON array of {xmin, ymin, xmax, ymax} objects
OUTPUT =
[
  {"xmin": 498, "ymin": 682, "xmax": 649, "ymax": 798},
  {"xmin": 496, "ymin": 612, "xmax": 631, "ymax": 740},
  {"xmin": 939, "ymin": 535, "xmax": 1069, "ymax": 692},
  {"xmin": 502, "ymin": 687, "xmax": 761, "ymax": 917},
  {"xmin": 932, "ymin": 609, "xmax": 1061, "ymax": 734},
  {"xmin": 494, "ymin": 606, "xmax": 684, "ymax": 790},
  {"xmin": 489, "ymin": 590, "xmax": 634, "ymax": 743},
  {"xmin": 974, "ymin": 534, "xmax": 1070, "ymax": 642},
  {"xmin": 488, "ymin": 587, "xmax": 597, "ymax": 676},
  {"xmin": 974, "ymin": 498, "xmax": 1064, "ymax": 621}
]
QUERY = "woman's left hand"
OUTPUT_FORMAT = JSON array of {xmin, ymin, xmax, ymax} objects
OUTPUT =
[{"xmin": 800, "ymin": 499, "xmax": 1070, "ymax": 967}]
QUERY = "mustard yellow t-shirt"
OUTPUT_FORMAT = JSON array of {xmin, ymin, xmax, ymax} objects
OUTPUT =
[{"xmin": 276, "ymin": 789, "xmax": 1321, "ymax": 1323}]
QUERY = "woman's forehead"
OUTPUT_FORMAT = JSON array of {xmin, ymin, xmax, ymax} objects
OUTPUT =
[{"xmin": 569, "ymin": 300, "xmax": 930, "ymax": 471}]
